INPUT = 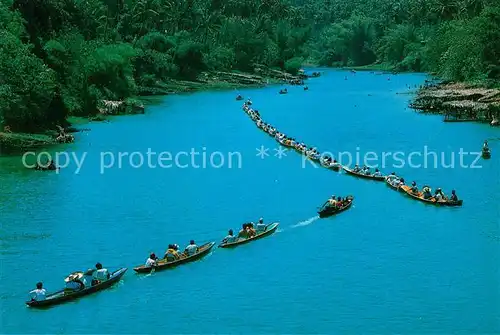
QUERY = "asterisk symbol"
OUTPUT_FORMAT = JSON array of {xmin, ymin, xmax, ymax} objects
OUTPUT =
[
  {"xmin": 274, "ymin": 146, "xmax": 287, "ymax": 159},
  {"xmin": 256, "ymin": 145, "xmax": 269, "ymax": 159}
]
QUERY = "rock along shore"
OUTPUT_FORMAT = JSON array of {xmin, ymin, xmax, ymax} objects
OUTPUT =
[{"xmin": 410, "ymin": 82, "xmax": 500, "ymax": 126}]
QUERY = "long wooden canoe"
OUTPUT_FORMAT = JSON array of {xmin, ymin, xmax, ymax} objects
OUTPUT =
[
  {"xmin": 343, "ymin": 166, "xmax": 385, "ymax": 181},
  {"xmin": 133, "ymin": 242, "xmax": 215, "ymax": 273},
  {"xmin": 219, "ymin": 222, "xmax": 279, "ymax": 248},
  {"xmin": 26, "ymin": 268, "xmax": 127, "ymax": 308},
  {"xmin": 318, "ymin": 197, "xmax": 354, "ymax": 218},
  {"xmin": 400, "ymin": 185, "xmax": 463, "ymax": 207}
]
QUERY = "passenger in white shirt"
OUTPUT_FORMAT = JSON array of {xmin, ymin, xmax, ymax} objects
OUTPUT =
[
  {"xmin": 145, "ymin": 253, "xmax": 158, "ymax": 267},
  {"xmin": 222, "ymin": 230, "xmax": 237, "ymax": 243},
  {"xmin": 92, "ymin": 263, "xmax": 110, "ymax": 284},
  {"xmin": 29, "ymin": 282, "xmax": 47, "ymax": 301},
  {"xmin": 256, "ymin": 218, "xmax": 266, "ymax": 232},
  {"xmin": 82, "ymin": 269, "xmax": 94, "ymax": 288},
  {"xmin": 185, "ymin": 240, "xmax": 199, "ymax": 256}
]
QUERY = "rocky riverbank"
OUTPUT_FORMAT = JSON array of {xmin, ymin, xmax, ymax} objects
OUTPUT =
[
  {"xmin": 138, "ymin": 65, "xmax": 305, "ymax": 95},
  {"xmin": 410, "ymin": 82, "xmax": 500, "ymax": 126}
]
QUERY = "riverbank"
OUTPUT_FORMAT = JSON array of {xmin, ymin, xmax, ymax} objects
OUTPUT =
[
  {"xmin": 0, "ymin": 67, "xmax": 303, "ymax": 154},
  {"xmin": 410, "ymin": 82, "xmax": 500, "ymax": 125}
]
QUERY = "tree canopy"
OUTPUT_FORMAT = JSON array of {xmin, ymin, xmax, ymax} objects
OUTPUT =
[{"xmin": 1, "ymin": 0, "xmax": 499, "ymax": 132}]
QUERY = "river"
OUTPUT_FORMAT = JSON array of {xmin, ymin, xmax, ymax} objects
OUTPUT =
[{"xmin": 1, "ymin": 69, "xmax": 499, "ymax": 333}]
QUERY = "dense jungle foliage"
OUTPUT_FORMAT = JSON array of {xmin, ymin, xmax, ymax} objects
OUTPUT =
[{"xmin": 1, "ymin": 0, "xmax": 499, "ymax": 132}]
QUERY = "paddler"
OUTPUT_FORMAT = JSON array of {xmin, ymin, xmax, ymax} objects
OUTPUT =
[
  {"xmin": 411, "ymin": 181, "xmax": 419, "ymax": 193},
  {"xmin": 238, "ymin": 224, "xmax": 249, "ymax": 239},
  {"xmin": 386, "ymin": 172, "xmax": 397, "ymax": 180},
  {"xmin": 82, "ymin": 269, "xmax": 94, "ymax": 288},
  {"xmin": 434, "ymin": 188, "xmax": 445, "ymax": 201},
  {"xmin": 256, "ymin": 218, "xmax": 266, "ymax": 232},
  {"xmin": 483, "ymin": 140, "xmax": 489, "ymax": 149},
  {"xmin": 146, "ymin": 253, "xmax": 158, "ymax": 266},
  {"xmin": 422, "ymin": 186, "xmax": 432, "ymax": 199},
  {"xmin": 373, "ymin": 168, "xmax": 382, "ymax": 177},
  {"xmin": 92, "ymin": 263, "xmax": 110, "ymax": 285},
  {"xmin": 328, "ymin": 195, "xmax": 337, "ymax": 207},
  {"xmin": 450, "ymin": 190, "xmax": 459, "ymax": 202},
  {"xmin": 184, "ymin": 240, "xmax": 199, "ymax": 256},
  {"xmin": 336, "ymin": 196, "xmax": 343, "ymax": 207},
  {"xmin": 29, "ymin": 282, "xmax": 47, "ymax": 301},
  {"xmin": 222, "ymin": 229, "xmax": 237, "ymax": 243},
  {"xmin": 398, "ymin": 178, "xmax": 405, "ymax": 187},
  {"xmin": 164, "ymin": 245, "xmax": 180, "ymax": 261},
  {"xmin": 246, "ymin": 223, "xmax": 256, "ymax": 238}
]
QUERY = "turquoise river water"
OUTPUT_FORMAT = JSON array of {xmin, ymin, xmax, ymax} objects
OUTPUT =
[{"xmin": 0, "ymin": 69, "xmax": 499, "ymax": 334}]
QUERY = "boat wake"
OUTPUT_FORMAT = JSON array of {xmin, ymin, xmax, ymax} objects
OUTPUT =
[{"xmin": 291, "ymin": 216, "xmax": 319, "ymax": 228}]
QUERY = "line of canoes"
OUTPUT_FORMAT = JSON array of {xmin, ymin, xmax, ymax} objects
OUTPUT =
[
  {"xmin": 242, "ymin": 102, "xmax": 463, "ymax": 208},
  {"xmin": 26, "ymin": 222, "xmax": 280, "ymax": 308}
]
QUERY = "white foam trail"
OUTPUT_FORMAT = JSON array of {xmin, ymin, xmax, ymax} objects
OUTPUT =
[{"xmin": 291, "ymin": 216, "xmax": 319, "ymax": 228}]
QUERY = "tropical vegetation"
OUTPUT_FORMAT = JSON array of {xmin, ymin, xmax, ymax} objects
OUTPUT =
[{"xmin": 1, "ymin": 0, "xmax": 499, "ymax": 133}]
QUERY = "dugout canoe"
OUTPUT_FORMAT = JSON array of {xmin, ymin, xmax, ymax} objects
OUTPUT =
[
  {"xmin": 400, "ymin": 185, "xmax": 463, "ymax": 207},
  {"xmin": 343, "ymin": 166, "xmax": 385, "ymax": 181},
  {"xmin": 133, "ymin": 242, "xmax": 215, "ymax": 273},
  {"xmin": 26, "ymin": 268, "xmax": 127, "ymax": 308},
  {"xmin": 318, "ymin": 196, "xmax": 354, "ymax": 218},
  {"xmin": 219, "ymin": 222, "xmax": 279, "ymax": 248}
]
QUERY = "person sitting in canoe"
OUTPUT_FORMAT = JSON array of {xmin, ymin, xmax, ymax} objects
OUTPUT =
[
  {"xmin": 246, "ymin": 98, "xmax": 252, "ymax": 105},
  {"xmin": 82, "ymin": 269, "xmax": 94, "ymax": 288},
  {"xmin": 29, "ymin": 282, "xmax": 47, "ymax": 301},
  {"xmin": 327, "ymin": 195, "xmax": 337, "ymax": 207},
  {"xmin": 373, "ymin": 168, "xmax": 382, "ymax": 177},
  {"xmin": 222, "ymin": 229, "xmax": 237, "ymax": 243},
  {"xmin": 238, "ymin": 224, "xmax": 249, "ymax": 239},
  {"xmin": 92, "ymin": 263, "xmax": 110, "ymax": 285},
  {"xmin": 353, "ymin": 165, "xmax": 361, "ymax": 172},
  {"xmin": 434, "ymin": 188, "xmax": 446, "ymax": 202},
  {"xmin": 246, "ymin": 223, "xmax": 256, "ymax": 238},
  {"xmin": 386, "ymin": 172, "xmax": 397, "ymax": 180},
  {"xmin": 422, "ymin": 186, "xmax": 433, "ymax": 199},
  {"xmin": 236, "ymin": 94, "xmax": 243, "ymax": 101},
  {"xmin": 164, "ymin": 245, "xmax": 181, "ymax": 261},
  {"xmin": 185, "ymin": 240, "xmax": 199, "ymax": 256},
  {"xmin": 362, "ymin": 166, "xmax": 371, "ymax": 175},
  {"xmin": 64, "ymin": 272, "xmax": 85, "ymax": 292},
  {"xmin": 145, "ymin": 253, "xmax": 158, "ymax": 266},
  {"xmin": 256, "ymin": 218, "xmax": 266, "ymax": 232},
  {"xmin": 336, "ymin": 196, "xmax": 343, "ymax": 208},
  {"xmin": 410, "ymin": 181, "xmax": 419, "ymax": 193},
  {"xmin": 450, "ymin": 190, "xmax": 458, "ymax": 202},
  {"xmin": 397, "ymin": 178, "xmax": 405, "ymax": 187},
  {"xmin": 483, "ymin": 140, "xmax": 488, "ymax": 149}
]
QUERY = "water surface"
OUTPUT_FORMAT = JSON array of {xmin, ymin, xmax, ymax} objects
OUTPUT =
[{"xmin": 1, "ymin": 69, "xmax": 499, "ymax": 334}]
